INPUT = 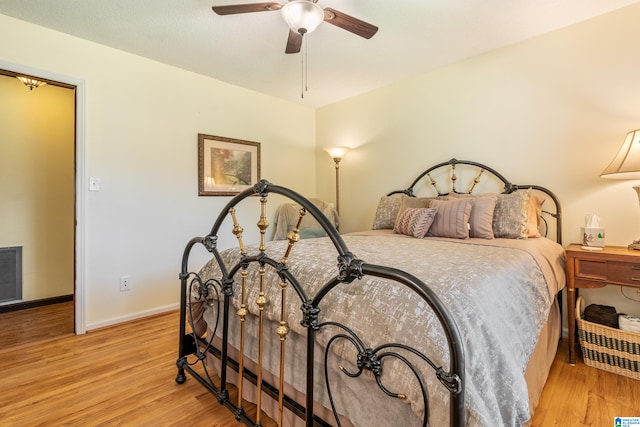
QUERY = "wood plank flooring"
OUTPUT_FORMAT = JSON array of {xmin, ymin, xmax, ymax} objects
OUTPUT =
[
  {"xmin": 0, "ymin": 302, "xmax": 238, "ymax": 427},
  {"xmin": 1, "ymin": 302, "xmax": 638, "ymax": 426}
]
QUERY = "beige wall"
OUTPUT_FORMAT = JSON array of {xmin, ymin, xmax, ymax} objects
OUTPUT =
[
  {"xmin": 4, "ymin": 3, "xmax": 640, "ymax": 327},
  {"xmin": 0, "ymin": 14, "xmax": 317, "ymax": 328},
  {"xmin": 0, "ymin": 76, "xmax": 75, "ymax": 301},
  {"xmin": 316, "ymin": 3, "xmax": 640, "ymax": 315}
]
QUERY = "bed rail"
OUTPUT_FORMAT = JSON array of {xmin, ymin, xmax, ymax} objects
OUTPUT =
[{"xmin": 176, "ymin": 180, "xmax": 465, "ymax": 427}]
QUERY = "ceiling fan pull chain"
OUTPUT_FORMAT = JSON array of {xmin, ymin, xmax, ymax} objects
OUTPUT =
[
  {"xmin": 300, "ymin": 35, "xmax": 304, "ymax": 99},
  {"xmin": 300, "ymin": 34, "xmax": 309, "ymax": 99},
  {"xmin": 304, "ymin": 35, "xmax": 308, "ymax": 95},
  {"xmin": 302, "ymin": 37, "xmax": 309, "ymax": 97}
]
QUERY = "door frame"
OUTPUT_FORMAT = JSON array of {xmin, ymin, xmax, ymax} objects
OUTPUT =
[{"xmin": 0, "ymin": 60, "xmax": 87, "ymax": 334}]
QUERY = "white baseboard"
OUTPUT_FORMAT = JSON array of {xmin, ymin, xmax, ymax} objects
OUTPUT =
[{"xmin": 85, "ymin": 303, "xmax": 179, "ymax": 331}]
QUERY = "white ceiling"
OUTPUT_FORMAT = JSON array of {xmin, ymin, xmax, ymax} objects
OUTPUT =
[{"xmin": 1, "ymin": 0, "xmax": 638, "ymax": 107}]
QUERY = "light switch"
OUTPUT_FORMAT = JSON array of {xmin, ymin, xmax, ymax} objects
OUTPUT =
[{"xmin": 89, "ymin": 177, "xmax": 100, "ymax": 191}]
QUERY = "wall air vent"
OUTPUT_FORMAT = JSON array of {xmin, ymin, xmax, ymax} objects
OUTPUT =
[{"xmin": 0, "ymin": 247, "xmax": 22, "ymax": 303}]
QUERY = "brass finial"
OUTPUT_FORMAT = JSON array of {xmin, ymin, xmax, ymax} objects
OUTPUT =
[{"xmin": 229, "ymin": 207, "xmax": 247, "ymax": 254}]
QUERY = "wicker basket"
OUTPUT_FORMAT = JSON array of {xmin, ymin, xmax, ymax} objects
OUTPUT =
[{"xmin": 576, "ymin": 296, "xmax": 640, "ymax": 380}]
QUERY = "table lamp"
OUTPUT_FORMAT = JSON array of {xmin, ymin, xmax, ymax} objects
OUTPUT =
[{"xmin": 601, "ymin": 129, "xmax": 640, "ymax": 249}]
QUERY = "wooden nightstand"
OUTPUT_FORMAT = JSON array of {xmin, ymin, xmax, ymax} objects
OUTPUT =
[{"xmin": 565, "ymin": 244, "xmax": 640, "ymax": 364}]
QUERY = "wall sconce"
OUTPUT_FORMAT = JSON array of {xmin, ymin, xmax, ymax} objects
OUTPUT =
[
  {"xmin": 324, "ymin": 146, "xmax": 350, "ymax": 216},
  {"xmin": 16, "ymin": 76, "xmax": 47, "ymax": 91},
  {"xmin": 601, "ymin": 129, "xmax": 640, "ymax": 249}
]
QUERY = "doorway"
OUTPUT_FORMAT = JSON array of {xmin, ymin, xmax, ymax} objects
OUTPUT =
[{"xmin": 0, "ymin": 61, "xmax": 86, "ymax": 334}]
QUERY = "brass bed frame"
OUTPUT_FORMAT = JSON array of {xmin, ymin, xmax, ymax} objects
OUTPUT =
[{"xmin": 175, "ymin": 158, "xmax": 562, "ymax": 427}]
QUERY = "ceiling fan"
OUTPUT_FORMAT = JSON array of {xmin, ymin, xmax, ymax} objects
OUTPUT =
[{"xmin": 212, "ymin": 1, "xmax": 378, "ymax": 54}]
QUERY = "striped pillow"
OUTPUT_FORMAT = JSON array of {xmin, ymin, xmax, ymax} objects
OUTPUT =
[
  {"xmin": 394, "ymin": 208, "xmax": 437, "ymax": 238},
  {"xmin": 427, "ymin": 198, "xmax": 473, "ymax": 239},
  {"xmin": 446, "ymin": 193, "xmax": 497, "ymax": 239}
]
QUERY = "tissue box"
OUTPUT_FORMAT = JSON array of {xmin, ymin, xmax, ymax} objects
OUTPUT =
[{"xmin": 581, "ymin": 227, "xmax": 605, "ymax": 247}]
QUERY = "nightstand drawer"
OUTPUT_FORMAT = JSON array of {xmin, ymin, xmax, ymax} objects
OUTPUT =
[
  {"xmin": 608, "ymin": 261, "xmax": 640, "ymax": 286},
  {"xmin": 574, "ymin": 259, "xmax": 607, "ymax": 280}
]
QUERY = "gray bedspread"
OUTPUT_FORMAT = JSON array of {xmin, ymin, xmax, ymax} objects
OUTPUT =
[{"xmin": 195, "ymin": 232, "xmax": 565, "ymax": 426}]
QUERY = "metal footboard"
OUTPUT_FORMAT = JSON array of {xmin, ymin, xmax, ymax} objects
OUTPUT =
[{"xmin": 175, "ymin": 180, "xmax": 465, "ymax": 427}]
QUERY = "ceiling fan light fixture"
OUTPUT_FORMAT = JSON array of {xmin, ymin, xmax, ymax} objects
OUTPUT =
[{"xmin": 281, "ymin": 1, "xmax": 324, "ymax": 35}]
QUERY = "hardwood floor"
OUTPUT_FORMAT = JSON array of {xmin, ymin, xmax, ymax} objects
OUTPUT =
[
  {"xmin": 531, "ymin": 342, "xmax": 640, "ymax": 426},
  {"xmin": 1, "ymin": 302, "xmax": 638, "ymax": 426},
  {"xmin": 0, "ymin": 302, "xmax": 239, "ymax": 427},
  {"xmin": 0, "ymin": 301, "xmax": 74, "ymax": 347}
]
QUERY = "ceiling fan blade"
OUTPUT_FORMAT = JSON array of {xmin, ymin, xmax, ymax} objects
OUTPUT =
[
  {"xmin": 323, "ymin": 8, "xmax": 378, "ymax": 39},
  {"xmin": 212, "ymin": 2, "xmax": 282, "ymax": 15},
  {"xmin": 285, "ymin": 30, "xmax": 302, "ymax": 54}
]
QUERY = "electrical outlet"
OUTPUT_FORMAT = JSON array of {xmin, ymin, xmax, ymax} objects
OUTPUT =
[{"xmin": 120, "ymin": 276, "xmax": 131, "ymax": 292}]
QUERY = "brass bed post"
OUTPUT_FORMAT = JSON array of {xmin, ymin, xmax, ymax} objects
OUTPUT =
[
  {"xmin": 451, "ymin": 163, "xmax": 458, "ymax": 193},
  {"xmin": 282, "ymin": 208, "xmax": 305, "ymax": 264},
  {"xmin": 276, "ymin": 278, "xmax": 290, "ymax": 427},
  {"xmin": 237, "ymin": 269, "xmax": 248, "ymax": 409},
  {"xmin": 256, "ymin": 195, "xmax": 270, "ymax": 425},
  {"xmin": 256, "ymin": 264, "xmax": 268, "ymax": 425},
  {"xmin": 426, "ymin": 172, "xmax": 441, "ymax": 195},
  {"xmin": 258, "ymin": 196, "xmax": 269, "ymax": 252},
  {"xmin": 229, "ymin": 207, "xmax": 248, "ymax": 411},
  {"xmin": 274, "ymin": 208, "xmax": 304, "ymax": 426},
  {"xmin": 229, "ymin": 208, "xmax": 247, "ymax": 256},
  {"xmin": 467, "ymin": 169, "xmax": 484, "ymax": 194}
]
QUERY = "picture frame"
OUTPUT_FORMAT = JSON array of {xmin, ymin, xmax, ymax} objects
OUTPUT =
[{"xmin": 198, "ymin": 133, "xmax": 261, "ymax": 196}]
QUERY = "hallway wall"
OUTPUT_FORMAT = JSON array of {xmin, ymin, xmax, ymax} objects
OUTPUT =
[{"xmin": 0, "ymin": 75, "xmax": 75, "ymax": 301}]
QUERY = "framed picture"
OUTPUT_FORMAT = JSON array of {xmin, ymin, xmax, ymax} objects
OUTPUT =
[{"xmin": 198, "ymin": 134, "xmax": 261, "ymax": 196}]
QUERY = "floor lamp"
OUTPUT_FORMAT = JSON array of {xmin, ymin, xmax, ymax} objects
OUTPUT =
[
  {"xmin": 323, "ymin": 146, "xmax": 350, "ymax": 215},
  {"xmin": 601, "ymin": 129, "xmax": 640, "ymax": 249}
]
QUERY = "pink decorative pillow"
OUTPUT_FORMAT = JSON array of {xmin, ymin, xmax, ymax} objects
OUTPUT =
[
  {"xmin": 468, "ymin": 195, "xmax": 497, "ymax": 239},
  {"xmin": 427, "ymin": 199, "xmax": 473, "ymax": 239},
  {"xmin": 394, "ymin": 208, "xmax": 437, "ymax": 238}
]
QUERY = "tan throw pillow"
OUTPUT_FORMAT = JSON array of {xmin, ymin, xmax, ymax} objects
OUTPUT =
[
  {"xmin": 398, "ymin": 196, "xmax": 433, "ymax": 212},
  {"xmin": 527, "ymin": 191, "xmax": 545, "ymax": 238},
  {"xmin": 372, "ymin": 194, "xmax": 407, "ymax": 230},
  {"xmin": 427, "ymin": 198, "xmax": 473, "ymax": 239},
  {"xmin": 394, "ymin": 208, "xmax": 437, "ymax": 238},
  {"xmin": 446, "ymin": 193, "xmax": 496, "ymax": 239},
  {"xmin": 493, "ymin": 192, "xmax": 530, "ymax": 239},
  {"xmin": 468, "ymin": 195, "xmax": 497, "ymax": 239}
]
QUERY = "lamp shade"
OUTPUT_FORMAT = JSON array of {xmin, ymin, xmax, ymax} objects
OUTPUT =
[
  {"xmin": 281, "ymin": 0, "xmax": 324, "ymax": 35},
  {"xmin": 601, "ymin": 130, "xmax": 640, "ymax": 179},
  {"xmin": 324, "ymin": 146, "xmax": 350, "ymax": 160}
]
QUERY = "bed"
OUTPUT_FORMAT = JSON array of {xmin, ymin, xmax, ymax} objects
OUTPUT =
[{"xmin": 176, "ymin": 158, "xmax": 565, "ymax": 427}]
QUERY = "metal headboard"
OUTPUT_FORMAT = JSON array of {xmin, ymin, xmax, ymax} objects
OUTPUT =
[{"xmin": 387, "ymin": 158, "xmax": 562, "ymax": 244}]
